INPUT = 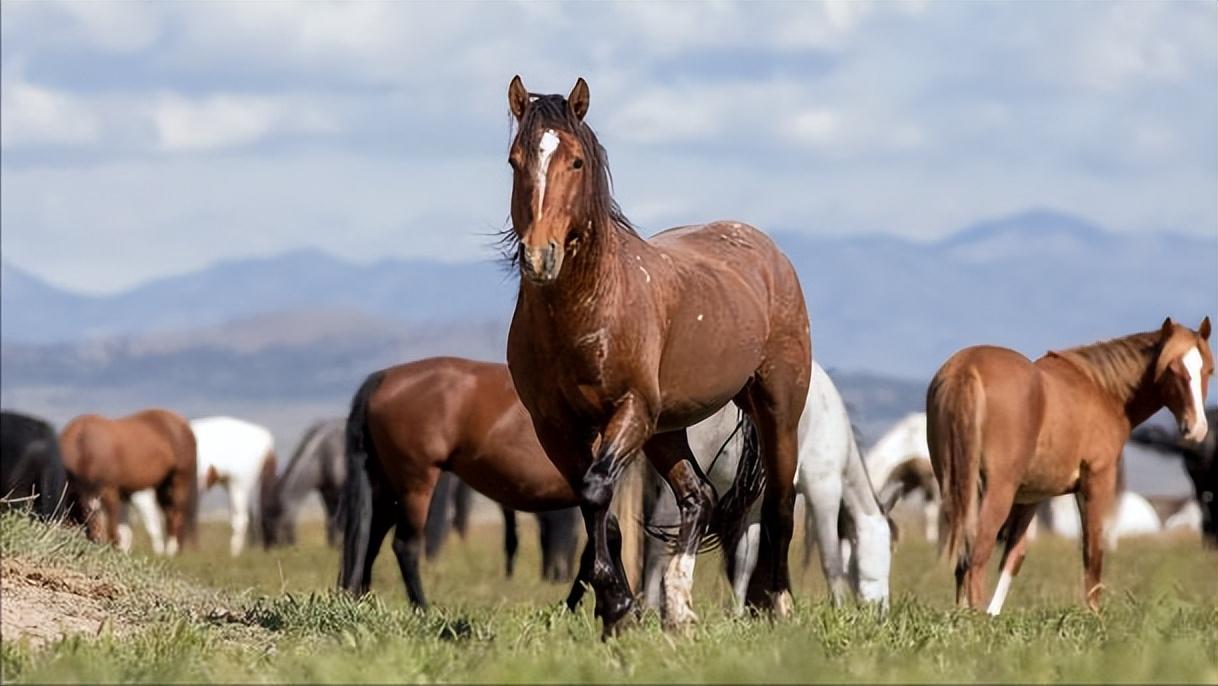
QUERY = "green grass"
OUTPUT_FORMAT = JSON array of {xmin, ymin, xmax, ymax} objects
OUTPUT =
[{"xmin": 2, "ymin": 512, "xmax": 1215, "ymax": 683}]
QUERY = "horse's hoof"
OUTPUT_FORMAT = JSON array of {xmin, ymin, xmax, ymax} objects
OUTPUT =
[
  {"xmin": 601, "ymin": 609, "xmax": 638, "ymax": 639},
  {"xmin": 772, "ymin": 590, "xmax": 793, "ymax": 619}
]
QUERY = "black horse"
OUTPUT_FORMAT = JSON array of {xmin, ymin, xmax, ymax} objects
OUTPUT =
[
  {"xmin": 1130, "ymin": 407, "xmax": 1217, "ymax": 547},
  {"xmin": 1, "ymin": 410, "xmax": 70, "ymax": 519},
  {"xmin": 424, "ymin": 471, "xmax": 582, "ymax": 582}
]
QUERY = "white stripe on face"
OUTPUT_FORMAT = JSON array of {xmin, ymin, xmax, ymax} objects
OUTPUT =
[
  {"xmin": 1182, "ymin": 347, "xmax": 1208, "ymax": 441},
  {"xmin": 535, "ymin": 129, "xmax": 560, "ymax": 216}
]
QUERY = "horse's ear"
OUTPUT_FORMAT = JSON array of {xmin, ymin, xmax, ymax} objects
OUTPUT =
[
  {"xmin": 1199, "ymin": 316, "xmax": 1211, "ymax": 340},
  {"xmin": 1159, "ymin": 317, "xmax": 1174, "ymax": 341},
  {"xmin": 568, "ymin": 77, "xmax": 590, "ymax": 121},
  {"xmin": 508, "ymin": 75, "xmax": 529, "ymax": 120}
]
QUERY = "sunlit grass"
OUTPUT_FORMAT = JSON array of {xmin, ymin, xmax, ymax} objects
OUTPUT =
[{"xmin": 2, "ymin": 513, "xmax": 1215, "ymax": 683}]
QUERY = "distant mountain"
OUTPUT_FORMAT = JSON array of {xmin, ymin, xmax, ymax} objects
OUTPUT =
[
  {"xmin": 2, "ymin": 209, "xmax": 1215, "ymax": 378},
  {"xmin": 1, "ymin": 249, "xmax": 516, "ymax": 344}
]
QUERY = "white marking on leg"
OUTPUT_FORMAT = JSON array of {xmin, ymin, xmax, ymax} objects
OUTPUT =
[
  {"xmin": 166, "ymin": 536, "xmax": 179, "ymax": 557},
  {"xmin": 662, "ymin": 552, "xmax": 698, "ymax": 627},
  {"xmin": 1182, "ymin": 348, "xmax": 1208, "ymax": 441},
  {"xmin": 535, "ymin": 129, "xmax": 559, "ymax": 215},
  {"xmin": 116, "ymin": 524, "xmax": 133, "ymax": 553},
  {"xmin": 987, "ymin": 569, "xmax": 1013, "ymax": 615}
]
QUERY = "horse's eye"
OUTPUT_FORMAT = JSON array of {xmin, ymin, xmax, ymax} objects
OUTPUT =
[{"xmin": 572, "ymin": 158, "xmax": 584, "ymax": 170}]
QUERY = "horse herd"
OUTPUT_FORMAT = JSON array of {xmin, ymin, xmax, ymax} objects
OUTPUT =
[{"xmin": 1, "ymin": 76, "xmax": 1214, "ymax": 637}]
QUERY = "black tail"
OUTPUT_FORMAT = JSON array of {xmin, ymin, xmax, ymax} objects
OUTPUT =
[
  {"xmin": 644, "ymin": 411, "xmax": 766, "ymax": 554},
  {"xmin": 339, "ymin": 371, "xmax": 384, "ymax": 594},
  {"xmin": 708, "ymin": 414, "xmax": 765, "ymax": 552}
]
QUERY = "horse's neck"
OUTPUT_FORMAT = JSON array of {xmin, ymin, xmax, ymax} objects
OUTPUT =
[{"xmin": 520, "ymin": 220, "xmax": 640, "ymax": 324}]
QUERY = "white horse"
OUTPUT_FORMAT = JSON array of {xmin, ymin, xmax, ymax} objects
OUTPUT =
[
  {"xmin": 644, "ymin": 362, "xmax": 892, "ymax": 613},
  {"xmin": 124, "ymin": 416, "xmax": 277, "ymax": 556},
  {"xmin": 864, "ymin": 412, "xmax": 940, "ymax": 543}
]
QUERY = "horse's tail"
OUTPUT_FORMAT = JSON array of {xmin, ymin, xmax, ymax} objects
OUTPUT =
[
  {"xmin": 928, "ymin": 366, "xmax": 985, "ymax": 566},
  {"xmin": 339, "ymin": 370, "xmax": 384, "ymax": 593},
  {"xmin": 708, "ymin": 412, "xmax": 766, "ymax": 553}
]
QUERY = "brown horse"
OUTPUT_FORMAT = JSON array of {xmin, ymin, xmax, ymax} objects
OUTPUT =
[
  {"xmin": 59, "ymin": 409, "xmax": 198, "ymax": 554},
  {"xmin": 928, "ymin": 317, "xmax": 1212, "ymax": 614},
  {"xmin": 503, "ymin": 76, "xmax": 812, "ymax": 633},
  {"xmin": 340, "ymin": 356, "xmax": 635, "ymax": 608}
]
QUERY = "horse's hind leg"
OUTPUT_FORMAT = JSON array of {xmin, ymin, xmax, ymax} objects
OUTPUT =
[
  {"xmin": 645, "ymin": 430, "xmax": 713, "ymax": 630},
  {"xmin": 964, "ymin": 483, "xmax": 1016, "ymax": 610},
  {"xmin": 226, "ymin": 482, "xmax": 250, "ymax": 557},
  {"xmin": 986, "ymin": 503, "xmax": 1036, "ymax": 615},
  {"xmin": 502, "ymin": 507, "xmax": 519, "ymax": 578},
  {"xmin": 157, "ymin": 471, "xmax": 192, "ymax": 556},
  {"xmin": 801, "ymin": 471, "xmax": 849, "ymax": 605},
  {"xmin": 130, "ymin": 489, "xmax": 166, "ymax": 555},
  {"xmin": 738, "ymin": 377, "xmax": 804, "ymax": 617},
  {"xmin": 391, "ymin": 489, "xmax": 432, "ymax": 608}
]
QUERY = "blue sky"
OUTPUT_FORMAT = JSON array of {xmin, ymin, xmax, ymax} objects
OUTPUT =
[{"xmin": 2, "ymin": 1, "xmax": 1214, "ymax": 294}]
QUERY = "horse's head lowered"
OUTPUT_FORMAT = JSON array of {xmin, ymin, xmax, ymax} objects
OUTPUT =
[
  {"xmin": 506, "ymin": 75, "xmax": 622, "ymax": 284},
  {"xmin": 1153, "ymin": 316, "xmax": 1213, "ymax": 442}
]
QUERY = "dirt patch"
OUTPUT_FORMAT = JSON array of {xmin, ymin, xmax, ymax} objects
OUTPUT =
[{"xmin": 1, "ymin": 558, "xmax": 129, "ymax": 648}]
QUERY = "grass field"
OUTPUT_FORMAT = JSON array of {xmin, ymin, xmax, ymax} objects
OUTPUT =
[{"xmin": 1, "ymin": 512, "xmax": 1214, "ymax": 683}]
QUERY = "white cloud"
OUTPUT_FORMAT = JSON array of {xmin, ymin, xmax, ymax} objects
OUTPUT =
[
  {"xmin": 152, "ymin": 94, "xmax": 337, "ymax": 152},
  {"xmin": 0, "ymin": 67, "xmax": 98, "ymax": 147}
]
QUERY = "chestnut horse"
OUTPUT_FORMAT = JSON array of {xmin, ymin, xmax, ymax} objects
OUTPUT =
[
  {"xmin": 59, "ymin": 409, "xmax": 198, "ymax": 554},
  {"xmin": 503, "ymin": 76, "xmax": 811, "ymax": 633},
  {"xmin": 928, "ymin": 317, "xmax": 1212, "ymax": 614},
  {"xmin": 341, "ymin": 357, "xmax": 666, "ymax": 608}
]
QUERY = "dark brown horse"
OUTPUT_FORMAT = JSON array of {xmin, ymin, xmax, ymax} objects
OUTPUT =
[
  {"xmin": 928, "ymin": 317, "xmax": 1211, "ymax": 614},
  {"xmin": 59, "ymin": 409, "xmax": 198, "ymax": 554},
  {"xmin": 503, "ymin": 76, "xmax": 812, "ymax": 633},
  {"xmin": 340, "ymin": 357, "xmax": 633, "ymax": 608}
]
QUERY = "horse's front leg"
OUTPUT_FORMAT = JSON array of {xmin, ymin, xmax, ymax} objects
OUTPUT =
[
  {"xmin": 581, "ymin": 391, "xmax": 654, "ymax": 636},
  {"xmin": 644, "ymin": 430, "xmax": 714, "ymax": 630},
  {"xmin": 1077, "ymin": 464, "xmax": 1117, "ymax": 611}
]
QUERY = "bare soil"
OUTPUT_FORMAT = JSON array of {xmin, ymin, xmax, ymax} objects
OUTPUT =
[{"xmin": 1, "ymin": 558, "xmax": 128, "ymax": 648}]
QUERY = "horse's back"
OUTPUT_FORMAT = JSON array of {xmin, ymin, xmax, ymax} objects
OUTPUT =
[
  {"xmin": 1, "ymin": 411, "xmax": 65, "ymax": 511},
  {"xmin": 929, "ymin": 345, "xmax": 1042, "ymax": 425},
  {"xmin": 191, "ymin": 416, "xmax": 273, "ymax": 479},
  {"xmin": 651, "ymin": 221, "xmax": 801, "ymax": 298}
]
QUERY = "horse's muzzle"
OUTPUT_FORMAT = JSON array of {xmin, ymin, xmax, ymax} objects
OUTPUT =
[{"xmin": 520, "ymin": 240, "xmax": 563, "ymax": 284}]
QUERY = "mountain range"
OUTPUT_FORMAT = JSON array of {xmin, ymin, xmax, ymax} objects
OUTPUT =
[{"xmin": 4, "ymin": 208, "xmax": 1213, "ymax": 382}]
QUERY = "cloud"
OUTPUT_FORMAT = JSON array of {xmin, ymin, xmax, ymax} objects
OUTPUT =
[
  {"xmin": 0, "ymin": 66, "xmax": 99, "ymax": 147},
  {"xmin": 0, "ymin": 1, "xmax": 1213, "ymax": 294},
  {"xmin": 152, "ymin": 93, "xmax": 338, "ymax": 152}
]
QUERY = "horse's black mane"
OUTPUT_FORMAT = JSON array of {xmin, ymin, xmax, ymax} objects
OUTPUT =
[{"xmin": 500, "ymin": 93, "xmax": 637, "ymax": 253}]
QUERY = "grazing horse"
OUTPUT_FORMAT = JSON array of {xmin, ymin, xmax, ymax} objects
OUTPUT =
[
  {"xmin": 1130, "ymin": 407, "xmax": 1217, "ymax": 547},
  {"xmin": 424, "ymin": 474, "xmax": 583, "ymax": 582},
  {"xmin": 1, "ymin": 410, "xmax": 69, "ymax": 519},
  {"xmin": 865, "ymin": 413, "xmax": 940, "ymax": 542},
  {"xmin": 643, "ymin": 362, "xmax": 892, "ymax": 612},
  {"xmin": 928, "ymin": 317, "xmax": 1212, "ymax": 614},
  {"xmin": 503, "ymin": 76, "xmax": 811, "ymax": 633},
  {"xmin": 342, "ymin": 357, "xmax": 657, "ymax": 607},
  {"xmin": 263, "ymin": 418, "xmax": 347, "ymax": 548},
  {"xmin": 126, "ymin": 416, "xmax": 278, "ymax": 556},
  {"xmin": 59, "ymin": 410, "xmax": 197, "ymax": 554}
]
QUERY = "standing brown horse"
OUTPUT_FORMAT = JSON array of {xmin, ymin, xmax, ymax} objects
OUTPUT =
[
  {"xmin": 503, "ymin": 76, "xmax": 812, "ymax": 633},
  {"xmin": 928, "ymin": 317, "xmax": 1212, "ymax": 614},
  {"xmin": 59, "ymin": 409, "xmax": 198, "ymax": 554},
  {"xmin": 341, "ymin": 357, "xmax": 646, "ymax": 609}
]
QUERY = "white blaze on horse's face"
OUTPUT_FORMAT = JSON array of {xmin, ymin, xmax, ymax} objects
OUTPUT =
[
  {"xmin": 1182, "ymin": 347, "xmax": 1208, "ymax": 442},
  {"xmin": 536, "ymin": 129, "xmax": 560, "ymax": 216}
]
